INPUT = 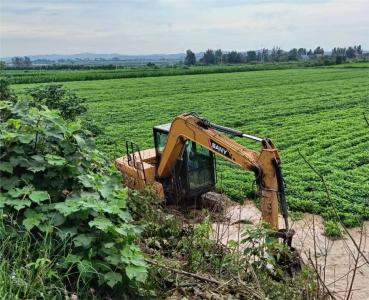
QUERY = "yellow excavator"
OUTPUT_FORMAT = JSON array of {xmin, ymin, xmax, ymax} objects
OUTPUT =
[{"xmin": 115, "ymin": 112, "xmax": 297, "ymax": 246}]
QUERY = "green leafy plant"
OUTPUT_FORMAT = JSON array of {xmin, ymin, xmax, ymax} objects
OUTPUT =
[
  {"xmin": 27, "ymin": 84, "xmax": 87, "ymax": 120},
  {"xmin": 324, "ymin": 220, "xmax": 342, "ymax": 238},
  {"xmin": 241, "ymin": 223, "xmax": 293, "ymax": 278},
  {"xmin": 0, "ymin": 77, "xmax": 15, "ymax": 101},
  {"xmin": 0, "ymin": 99, "xmax": 147, "ymax": 297}
]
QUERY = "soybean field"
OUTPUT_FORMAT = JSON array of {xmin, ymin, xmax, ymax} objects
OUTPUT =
[{"xmin": 16, "ymin": 67, "xmax": 369, "ymax": 226}]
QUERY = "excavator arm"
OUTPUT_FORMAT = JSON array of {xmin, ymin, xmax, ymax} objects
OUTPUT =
[{"xmin": 157, "ymin": 112, "xmax": 289, "ymax": 231}]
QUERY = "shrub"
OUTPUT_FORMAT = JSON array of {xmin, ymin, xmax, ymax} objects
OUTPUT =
[
  {"xmin": 0, "ymin": 78, "xmax": 15, "ymax": 101},
  {"xmin": 324, "ymin": 220, "xmax": 342, "ymax": 238},
  {"xmin": 0, "ymin": 99, "xmax": 147, "ymax": 297},
  {"xmin": 27, "ymin": 84, "xmax": 87, "ymax": 120}
]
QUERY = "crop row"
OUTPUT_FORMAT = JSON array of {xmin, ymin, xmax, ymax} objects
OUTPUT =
[
  {"xmin": 7, "ymin": 61, "xmax": 366, "ymax": 84},
  {"xmin": 15, "ymin": 67, "xmax": 369, "ymax": 226}
]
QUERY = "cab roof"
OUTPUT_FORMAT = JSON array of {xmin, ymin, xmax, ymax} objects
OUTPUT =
[{"xmin": 153, "ymin": 123, "xmax": 171, "ymax": 133}]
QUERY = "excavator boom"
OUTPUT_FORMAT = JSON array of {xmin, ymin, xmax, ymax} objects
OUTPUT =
[{"xmin": 156, "ymin": 113, "xmax": 285, "ymax": 229}]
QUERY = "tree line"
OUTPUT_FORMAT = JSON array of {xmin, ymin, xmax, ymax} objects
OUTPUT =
[
  {"xmin": 10, "ymin": 56, "xmax": 33, "ymax": 68},
  {"xmin": 185, "ymin": 45, "xmax": 364, "ymax": 65},
  {"xmin": 5, "ymin": 45, "xmax": 365, "ymax": 69}
]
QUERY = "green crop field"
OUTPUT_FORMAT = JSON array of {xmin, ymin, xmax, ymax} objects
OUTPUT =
[
  {"xmin": 2, "ymin": 61, "xmax": 322, "ymax": 84},
  {"xmin": 4, "ymin": 61, "xmax": 368, "ymax": 84},
  {"xmin": 15, "ymin": 67, "xmax": 369, "ymax": 226}
]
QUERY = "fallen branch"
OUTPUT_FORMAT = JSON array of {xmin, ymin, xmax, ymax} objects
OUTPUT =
[
  {"xmin": 145, "ymin": 258, "xmax": 262, "ymax": 299},
  {"xmin": 145, "ymin": 258, "xmax": 220, "ymax": 284}
]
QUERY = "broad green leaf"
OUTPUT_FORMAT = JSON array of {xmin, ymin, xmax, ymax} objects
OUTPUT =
[
  {"xmin": 18, "ymin": 133, "xmax": 34, "ymax": 144},
  {"xmin": 129, "ymin": 256, "xmax": 148, "ymax": 267},
  {"xmin": 115, "ymin": 224, "xmax": 142, "ymax": 237},
  {"xmin": 118, "ymin": 210, "xmax": 132, "ymax": 222},
  {"xmin": 104, "ymin": 242, "xmax": 115, "ymax": 249},
  {"xmin": 77, "ymin": 174, "xmax": 94, "ymax": 188},
  {"xmin": 0, "ymin": 194, "xmax": 9, "ymax": 208},
  {"xmin": 23, "ymin": 209, "xmax": 43, "ymax": 231},
  {"xmin": 7, "ymin": 118, "xmax": 21, "ymax": 129},
  {"xmin": 27, "ymin": 156, "xmax": 46, "ymax": 172},
  {"xmin": 74, "ymin": 134, "xmax": 86, "ymax": 148},
  {"xmin": 104, "ymin": 272, "xmax": 122, "ymax": 288},
  {"xmin": 29, "ymin": 191, "xmax": 49, "ymax": 203},
  {"xmin": 46, "ymin": 154, "xmax": 66, "ymax": 166},
  {"xmin": 8, "ymin": 186, "xmax": 32, "ymax": 198},
  {"xmin": 27, "ymin": 165, "xmax": 46, "ymax": 173},
  {"xmin": 6, "ymin": 199, "xmax": 32, "ymax": 211},
  {"xmin": 50, "ymin": 212, "xmax": 65, "ymax": 226},
  {"xmin": 125, "ymin": 265, "xmax": 147, "ymax": 283},
  {"xmin": 89, "ymin": 217, "xmax": 113, "ymax": 232},
  {"xmin": 0, "ymin": 162, "xmax": 13, "ymax": 173},
  {"xmin": 73, "ymin": 234, "xmax": 96, "ymax": 248},
  {"xmin": 64, "ymin": 254, "xmax": 82, "ymax": 265},
  {"xmin": 31, "ymin": 155, "xmax": 45, "ymax": 162},
  {"xmin": 55, "ymin": 200, "xmax": 81, "ymax": 216},
  {"xmin": 56, "ymin": 227, "xmax": 78, "ymax": 240},
  {"xmin": 99, "ymin": 176, "xmax": 120, "ymax": 199},
  {"xmin": 0, "ymin": 176, "xmax": 19, "ymax": 190},
  {"xmin": 10, "ymin": 156, "xmax": 29, "ymax": 167},
  {"xmin": 105, "ymin": 254, "xmax": 121, "ymax": 266}
]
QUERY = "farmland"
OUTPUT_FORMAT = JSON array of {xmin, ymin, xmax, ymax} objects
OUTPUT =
[
  {"xmin": 15, "ymin": 66, "xmax": 369, "ymax": 226},
  {"xmin": 3, "ymin": 62, "xmax": 308, "ymax": 84}
]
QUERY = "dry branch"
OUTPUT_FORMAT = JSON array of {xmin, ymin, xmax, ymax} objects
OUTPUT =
[{"xmin": 307, "ymin": 252, "xmax": 337, "ymax": 300}]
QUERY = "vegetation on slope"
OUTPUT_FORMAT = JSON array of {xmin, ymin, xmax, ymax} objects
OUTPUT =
[{"xmin": 0, "ymin": 84, "xmax": 148, "ymax": 298}]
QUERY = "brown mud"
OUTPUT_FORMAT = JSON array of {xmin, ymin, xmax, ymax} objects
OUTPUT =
[{"xmin": 200, "ymin": 193, "xmax": 369, "ymax": 300}]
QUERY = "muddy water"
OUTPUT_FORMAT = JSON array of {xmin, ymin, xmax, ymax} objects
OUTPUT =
[{"xmin": 210, "ymin": 201, "xmax": 369, "ymax": 300}]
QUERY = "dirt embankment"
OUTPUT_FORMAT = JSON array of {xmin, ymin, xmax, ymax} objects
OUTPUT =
[{"xmin": 207, "ymin": 197, "xmax": 369, "ymax": 300}]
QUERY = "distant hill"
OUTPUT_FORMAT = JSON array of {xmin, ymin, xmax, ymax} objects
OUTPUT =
[{"xmin": 1, "ymin": 52, "xmax": 190, "ymax": 63}]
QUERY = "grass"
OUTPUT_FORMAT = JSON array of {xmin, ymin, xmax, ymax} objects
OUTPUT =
[
  {"xmin": 14, "ymin": 67, "xmax": 369, "ymax": 226},
  {"xmin": 0, "ymin": 223, "xmax": 69, "ymax": 299}
]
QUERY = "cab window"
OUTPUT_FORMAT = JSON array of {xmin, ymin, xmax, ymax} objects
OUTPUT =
[{"xmin": 155, "ymin": 131, "xmax": 168, "ymax": 154}]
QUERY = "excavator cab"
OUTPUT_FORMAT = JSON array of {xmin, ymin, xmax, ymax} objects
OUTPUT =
[{"xmin": 153, "ymin": 123, "xmax": 216, "ymax": 200}]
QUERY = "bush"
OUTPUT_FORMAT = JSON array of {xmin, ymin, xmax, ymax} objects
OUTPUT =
[
  {"xmin": 324, "ymin": 220, "xmax": 342, "ymax": 238},
  {"xmin": 0, "ymin": 78, "xmax": 15, "ymax": 101},
  {"xmin": 0, "ymin": 99, "xmax": 147, "ymax": 297},
  {"xmin": 27, "ymin": 84, "xmax": 87, "ymax": 120}
]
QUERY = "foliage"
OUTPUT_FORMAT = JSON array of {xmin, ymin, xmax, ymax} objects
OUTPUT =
[
  {"xmin": 241, "ymin": 223, "xmax": 291, "ymax": 278},
  {"xmin": 324, "ymin": 220, "xmax": 343, "ymax": 238},
  {"xmin": 184, "ymin": 49, "xmax": 196, "ymax": 66},
  {"xmin": 179, "ymin": 216, "xmax": 224, "ymax": 273},
  {"xmin": 290, "ymin": 211, "xmax": 304, "ymax": 221},
  {"xmin": 27, "ymin": 84, "xmax": 87, "ymax": 120},
  {"xmin": 0, "ymin": 223, "xmax": 68, "ymax": 299},
  {"xmin": 11, "ymin": 56, "xmax": 32, "ymax": 69},
  {"xmin": 5, "ymin": 61, "xmax": 369, "ymax": 84},
  {"xmin": 0, "ymin": 77, "xmax": 15, "ymax": 101},
  {"xmin": 0, "ymin": 99, "xmax": 147, "ymax": 297}
]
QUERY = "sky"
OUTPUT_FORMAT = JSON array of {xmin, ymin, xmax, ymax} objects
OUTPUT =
[{"xmin": 0, "ymin": 0, "xmax": 368, "ymax": 56}]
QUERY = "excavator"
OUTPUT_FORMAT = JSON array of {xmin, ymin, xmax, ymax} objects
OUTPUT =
[{"xmin": 115, "ymin": 112, "xmax": 301, "ymax": 273}]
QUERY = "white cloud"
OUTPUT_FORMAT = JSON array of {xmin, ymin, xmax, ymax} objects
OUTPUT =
[{"xmin": 0, "ymin": 0, "xmax": 368, "ymax": 56}]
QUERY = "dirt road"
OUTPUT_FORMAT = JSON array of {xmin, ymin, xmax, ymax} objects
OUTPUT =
[{"xmin": 209, "ymin": 200, "xmax": 369, "ymax": 300}]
